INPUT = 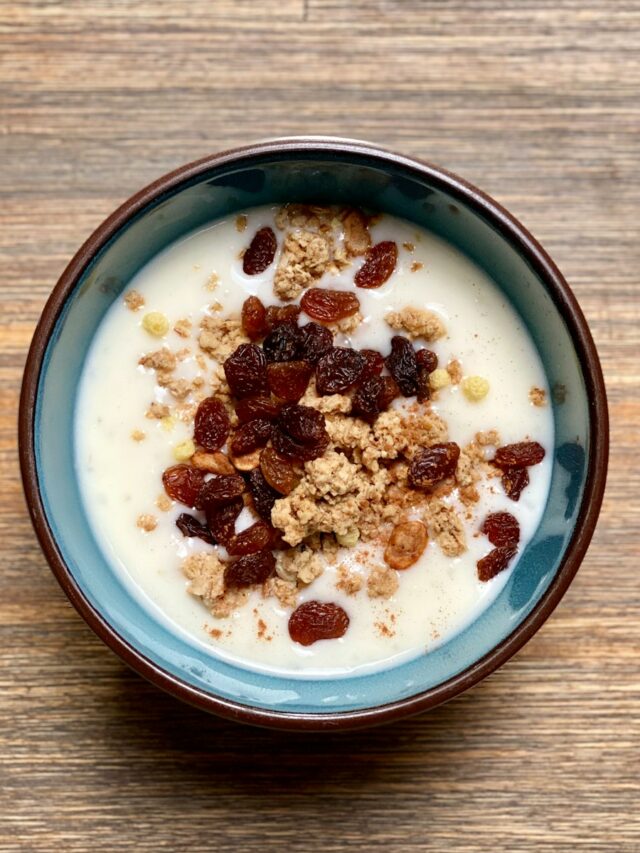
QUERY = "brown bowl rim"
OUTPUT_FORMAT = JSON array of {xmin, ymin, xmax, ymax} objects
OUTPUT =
[{"xmin": 18, "ymin": 136, "xmax": 609, "ymax": 731}]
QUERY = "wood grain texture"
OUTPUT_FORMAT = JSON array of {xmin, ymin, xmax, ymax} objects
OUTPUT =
[{"xmin": 1, "ymin": 1, "xmax": 638, "ymax": 850}]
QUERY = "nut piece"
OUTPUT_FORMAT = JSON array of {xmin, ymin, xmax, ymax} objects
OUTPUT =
[
  {"xmin": 336, "ymin": 529, "xmax": 360, "ymax": 548},
  {"xmin": 174, "ymin": 438, "xmax": 196, "ymax": 461},
  {"xmin": 384, "ymin": 521, "xmax": 428, "ymax": 570},
  {"xmin": 192, "ymin": 450, "xmax": 236, "ymax": 475},
  {"xmin": 142, "ymin": 311, "xmax": 170, "ymax": 337},
  {"xmin": 230, "ymin": 448, "xmax": 262, "ymax": 471},
  {"xmin": 462, "ymin": 376, "xmax": 490, "ymax": 402},
  {"xmin": 429, "ymin": 368, "xmax": 451, "ymax": 391}
]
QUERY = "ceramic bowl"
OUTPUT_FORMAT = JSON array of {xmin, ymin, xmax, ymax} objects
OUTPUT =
[{"xmin": 19, "ymin": 137, "xmax": 608, "ymax": 730}]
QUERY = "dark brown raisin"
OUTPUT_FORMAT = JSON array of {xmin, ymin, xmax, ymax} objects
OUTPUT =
[
  {"xmin": 501, "ymin": 467, "xmax": 530, "ymax": 501},
  {"xmin": 267, "ymin": 360, "xmax": 313, "ymax": 402},
  {"xmin": 176, "ymin": 513, "xmax": 215, "ymax": 545},
  {"xmin": 199, "ymin": 473, "xmax": 245, "ymax": 509},
  {"xmin": 260, "ymin": 446, "xmax": 300, "ymax": 495},
  {"xmin": 482, "ymin": 512, "xmax": 520, "ymax": 548},
  {"xmin": 242, "ymin": 226, "xmax": 277, "ymax": 275},
  {"xmin": 193, "ymin": 397, "xmax": 230, "ymax": 452},
  {"xmin": 377, "ymin": 376, "xmax": 400, "ymax": 411},
  {"xmin": 262, "ymin": 322, "xmax": 302, "ymax": 364},
  {"xmin": 272, "ymin": 428, "xmax": 327, "ymax": 462},
  {"xmin": 493, "ymin": 441, "xmax": 546, "ymax": 469},
  {"xmin": 416, "ymin": 366, "xmax": 431, "ymax": 402},
  {"xmin": 278, "ymin": 403, "xmax": 329, "ymax": 447},
  {"xmin": 162, "ymin": 465, "xmax": 208, "ymax": 508},
  {"xmin": 265, "ymin": 304, "xmax": 301, "ymax": 331},
  {"xmin": 225, "ymin": 550, "xmax": 276, "ymax": 588},
  {"xmin": 206, "ymin": 497, "xmax": 243, "ymax": 546},
  {"xmin": 316, "ymin": 347, "xmax": 366, "ymax": 395},
  {"xmin": 248, "ymin": 468, "xmax": 279, "ymax": 521},
  {"xmin": 477, "ymin": 545, "xmax": 517, "ymax": 582},
  {"xmin": 354, "ymin": 240, "xmax": 397, "ymax": 288},
  {"xmin": 235, "ymin": 395, "xmax": 281, "ymax": 424},
  {"xmin": 288, "ymin": 601, "xmax": 350, "ymax": 646},
  {"xmin": 224, "ymin": 343, "xmax": 269, "ymax": 398},
  {"xmin": 300, "ymin": 288, "xmax": 360, "ymax": 323},
  {"xmin": 359, "ymin": 349, "xmax": 385, "ymax": 381},
  {"xmin": 416, "ymin": 348, "xmax": 438, "ymax": 373},
  {"xmin": 385, "ymin": 335, "xmax": 418, "ymax": 397},
  {"xmin": 408, "ymin": 442, "xmax": 461, "ymax": 490},
  {"xmin": 229, "ymin": 419, "xmax": 273, "ymax": 456},
  {"xmin": 241, "ymin": 295, "xmax": 268, "ymax": 341},
  {"xmin": 298, "ymin": 322, "xmax": 333, "ymax": 364},
  {"xmin": 226, "ymin": 521, "xmax": 273, "ymax": 556},
  {"xmin": 351, "ymin": 375, "xmax": 385, "ymax": 422}
]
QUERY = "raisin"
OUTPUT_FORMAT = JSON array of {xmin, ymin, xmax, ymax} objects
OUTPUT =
[
  {"xmin": 482, "ymin": 512, "xmax": 520, "ymax": 548},
  {"xmin": 225, "ymin": 550, "xmax": 276, "ymax": 588},
  {"xmin": 359, "ymin": 349, "xmax": 385, "ymax": 381},
  {"xmin": 354, "ymin": 240, "xmax": 398, "ymax": 288},
  {"xmin": 226, "ymin": 521, "xmax": 273, "ymax": 556},
  {"xmin": 493, "ymin": 441, "xmax": 546, "ymax": 469},
  {"xmin": 300, "ymin": 288, "xmax": 360, "ymax": 323},
  {"xmin": 409, "ymin": 442, "xmax": 461, "ymax": 490},
  {"xmin": 175, "ymin": 512, "xmax": 215, "ymax": 545},
  {"xmin": 162, "ymin": 464, "xmax": 207, "ymax": 508},
  {"xmin": 288, "ymin": 601, "xmax": 350, "ymax": 646},
  {"xmin": 316, "ymin": 347, "xmax": 366, "ymax": 395},
  {"xmin": 501, "ymin": 467, "xmax": 530, "ymax": 501},
  {"xmin": 416, "ymin": 366, "xmax": 431, "ymax": 402},
  {"xmin": 377, "ymin": 376, "xmax": 400, "ymax": 411},
  {"xmin": 193, "ymin": 397, "xmax": 230, "ymax": 452},
  {"xmin": 241, "ymin": 295, "xmax": 268, "ymax": 341},
  {"xmin": 298, "ymin": 322, "xmax": 333, "ymax": 364},
  {"xmin": 351, "ymin": 375, "xmax": 385, "ymax": 422},
  {"xmin": 384, "ymin": 521, "xmax": 428, "ymax": 570},
  {"xmin": 224, "ymin": 343, "xmax": 269, "ymax": 398},
  {"xmin": 198, "ymin": 473, "xmax": 245, "ymax": 509},
  {"xmin": 265, "ymin": 304, "xmax": 301, "ymax": 330},
  {"xmin": 206, "ymin": 497, "xmax": 243, "ymax": 546},
  {"xmin": 278, "ymin": 403, "xmax": 329, "ymax": 447},
  {"xmin": 262, "ymin": 322, "xmax": 302, "ymax": 364},
  {"xmin": 272, "ymin": 428, "xmax": 328, "ymax": 462},
  {"xmin": 235, "ymin": 395, "xmax": 281, "ymax": 424},
  {"xmin": 260, "ymin": 446, "xmax": 300, "ymax": 495},
  {"xmin": 242, "ymin": 226, "xmax": 277, "ymax": 275},
  {"xmin": 477, "ymin": 545, "xmax": 517, "ymax": 582},
  {"xmin": 267, "ymin": 360, "xmax": 313, "ymax": 401},
  {"xmin": 385, "ymin": 335, "xmax": 418, "ymax": 397},
  {"xmin": 416, "ymin": 348, "xmax": 438, "ymax": 373},
  {"xmin": 248, "ymin": 468, "xmax": 279, "ymax": 521},
  {"xmin": 229, "ymin": 419, "xmax": 272, "ymax": 456}
]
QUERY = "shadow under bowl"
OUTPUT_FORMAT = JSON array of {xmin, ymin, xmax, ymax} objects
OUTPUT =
[{"xmin": 19, "ymin": 137, "xmax": 608, "ymax": 730}]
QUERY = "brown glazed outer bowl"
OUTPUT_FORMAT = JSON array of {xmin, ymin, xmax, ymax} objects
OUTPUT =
[{"xmin": 19, "ymin": 137, "xmax": 608, "ymax": 730}]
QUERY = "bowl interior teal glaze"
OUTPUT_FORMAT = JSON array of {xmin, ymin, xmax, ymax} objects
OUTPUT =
[{"xmin": 32, "ymin": 144, "xmax": 595, "ymax": 720}]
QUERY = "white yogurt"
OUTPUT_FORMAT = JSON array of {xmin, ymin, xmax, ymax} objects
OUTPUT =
[{"xmin": 75, "ymin": 206, "xmax": 554, "ymax": 678}]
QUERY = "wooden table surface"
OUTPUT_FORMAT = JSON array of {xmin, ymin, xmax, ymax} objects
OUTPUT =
[{"xmin": 1, "ymin": 1, "xmax": 639, "ymax": 850}]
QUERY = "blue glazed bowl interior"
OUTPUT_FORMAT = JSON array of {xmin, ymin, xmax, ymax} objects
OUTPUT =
[{"xmin": 34, "ymin": 151, "xmax": 589, "ymax": 715}]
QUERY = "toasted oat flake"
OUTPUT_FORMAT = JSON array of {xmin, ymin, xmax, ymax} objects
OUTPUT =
[
  {"xmin": 146, "ymin": 402, "xmax": 170, "ymax": 419},
  {"xmin": 410, "ymin": 261, "xmax": 423, "ymax": 273},
  {"xmin": 205, "ymin": 272, "xmax": 220, "ymax": 291},
  {"xmin": 274, "ymin": 230, "xmax": 330, "ymax": 300},
  {"xmin": 174, "ymin": 318, "xmax": 192, "ymax": 338},
  {"xmin": 124, "ymin": 290, "xmax": 145, "ymax": 311}
]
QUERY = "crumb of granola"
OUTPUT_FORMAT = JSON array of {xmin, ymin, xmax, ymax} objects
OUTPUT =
[
  {"xmin": 300, "ymin": 380, "xmax": 351, "ymax": 414},
  {"xmin": 175, "ymin": 347, "xmax": 191, "ymax": 361},
  {"xmin": 403, "ymin": 241, "xmax": 415, "ymax": 252},
  {"xmin": 130, "ymin": 428, "xmax": 146, "ymax": 442},
  {"xmin": 136, "ymin": 514, "xmax": 157, "ymax": 532},
  {"xmin": 425, "ymin": 498, "xmax": 467, "ymax": 557},
  {"xmin": 160, "ymin": 416, "xmax": 176, "ymax": 432},
  {"xmin": 175, "ymin": 402, "xmax": 198, "ymax": 423},
  {"xmin": 156, "ymin": 493, "xmax": 172, "ymax": 512},
  {"xmin": 342, "ymin": 209, "xmax": 371, "ymax": 257},
  {"xmin": 476, "ymin": 429, "xmax": 500, "ymax": 446},
  {"xmin": 174, "ymin": 438, "xmax": 196, "ymax": 462},
  {"xmin": 198, "ymin": 314, "xmax": 249, "ymax": 361},
  {"xmin": 139, "ymin": 348, "xmax": 177, "ymax": 372},
  {"xmin": 367, "ymin": 565, "xmax": 399, "ymax": 599},
  {"xmin": 276, "ymin": 547, "xmax": 324, "ymax": 585},
  {"xmin": 262, "ymin": 576, "xmax": 298, "ymax": 609},
  {"xmin": 195, "ymin": 353, "xmax": 207, "ymax": 372},
  {"xmin": 410, "ymin": 262, "xmax": 423, "ymax": 273},
  {"xmin": 142, "ymin": 312, "xmax": 169, "ymax": 337},
  {"xmin": 273, "ymin": 230, "xmax": 330, "ymax": 300},
  {"xmin": 336, "ymin": 565, "xmax": 363, "ymax": 595},
  {"xmin": 146, "ymin": 401, "xmax": 170, "ymax": 419},
  {"xmin": 385, "ymin": 306, "xmax": 446, "ymax": 341},
  {"xmin": 210, "ymin": 588, "xmax": 250, "ymax": 619},
  {"xmin": 235, "ymin": 214, "xmax": 248, "ymax": 233},
  {"xmin": 328, "ymin": 311, "xmax": 363, "ymax": 335},
  {"xmin": 529, "ymin": 386, "xmax": 547, "ymax": 407},
  {"xmin": 205, "ymin": 272, "xmax": 220, "ymax": 291},
  {"xmin": 446, "ymin": 359, "xmax": 463, "ymax": 384},
  {"xmin": 124, "ymin": 290, "xmax": 145, "ymax": 311},
  {"xmin": 275, "ymin": 204, "xmax": 335, "ymax": 232},
  {"xmin": 174, "ymin": 318, "xmax": 192, "ymax": 338},
  {"xmin": 336, "ymin": 529, "xmax": 360, "ymax": 548}
]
